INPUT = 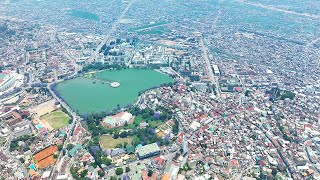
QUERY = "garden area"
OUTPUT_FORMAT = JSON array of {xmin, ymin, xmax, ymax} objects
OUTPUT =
[
  {"xmin": 84, "ymin": 106, "xmax": 178, "ymax": 148},
  {"xmin": 99, "ymin": 135, "xmax": 133, "ymax": 149}
]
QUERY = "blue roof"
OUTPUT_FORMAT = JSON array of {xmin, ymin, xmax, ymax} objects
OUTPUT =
[
  {"xmin": 59, "ymin": 131, "xmax": 66, "ymax": 137},
  {"xmin": 35, "ymin": 124, "xmax": 43, "ymax": 130},
  {"xmin": 29, "ymin": 164, "xmax": 35, "ymax": 170},
  {"xmin": 135, "ymin": 144, "xmax": 142, "ymax": 149},
  {"xmin": 69, "ymin": 144, "xmax": 82, "ymax": 157},
  {"xmin": 122, "ymin": 175, "xmax": 130, "ymax": 180}
]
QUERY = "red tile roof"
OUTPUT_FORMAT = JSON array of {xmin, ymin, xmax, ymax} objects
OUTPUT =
[
  {"xmin": 141, "ymin": 170, "xmax": 148, "ymax": 180},
  {"xmin": 34, "ymin": 146, "xmax": 58, "ymax": 169},
  {"xmin": 153, "ymin": 156, "xmax": 165, "ymax": 166}
]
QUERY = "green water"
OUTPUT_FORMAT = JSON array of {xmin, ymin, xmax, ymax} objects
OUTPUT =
[
  {"xmin": 67, "ymin": 10, "xmax": 100, "ymax": 21},
  {"xmin": 56, "ymin": 69, "xmax": 173, "ymax": 114}
]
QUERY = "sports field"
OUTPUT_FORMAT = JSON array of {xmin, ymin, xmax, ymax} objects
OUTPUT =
[
  {"xmin": 99, "ymin": 135, "xmax": 132, "ymax": 149},
  {"xmin": 41, "ymin": 110, "xmax": 70, "ymax": 130}
]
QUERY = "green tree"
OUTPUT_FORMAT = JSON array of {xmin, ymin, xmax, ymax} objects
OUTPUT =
[
  {"xmin": 125, "ymin": 166, "xmax": 130, "ymax": 173},
  {"xmin": 110, "ymin": 176, "xmax": 117, "ymax": 180},
  {"xmin": 120, "ymin": 131, "xmax": 128, "ymax": 138},
  {"xmin": 92, "ymin": 136, "xmax": 100, "ymax": 145},
  {"xmin": 70, "ymin": 166, "xmax": 81, "ymax": 180},
  {"xmin": 101, "ymin": 156, "xmax": 112, "ymax": 166},
  {"xmin": 113, "ymin": 133, "xmax": 119, "ymax": 139},
  {"xmin": 283, "ymin": 134, "xmax": 291, "ymax": 142},
  {"xmin": 57, "ymin": 144, "xmax": 63, "ymax": 151},
  {"xmin": 281, "ymin": 91, "xmax": 295, "ymax": 100},
  {"xmin": 279, "ymin": 126, "xmax": 284, "ymax": 131},
  {"xmin": 91, "ymin": 162, "xmax": 97, "ymax": 168},
  {"xmin": 132, "ymin": 136, "xmax": 140, "ymax": 146},
  {"xmin": 80, "ymin": 169, "xmax": 88, "ymax": 178},
  {"xmin": 123, "ymin": 142, "xmax": 128, "ymax": 148},
  {"xmin": 115, "ymin": 167, "xmax": 123, "ymax": 175},
  {"xmin": 271, "ymin": 168, "xmax": 277, "ymax": 176},
  {"xmin": 115, "ymin": 143, "xmax": 123, "ymax": 148},
  {"xmin": 67, "ymin": 144, "xmax": 75, "ymax": 150},
  {"xmin": 245, "ymin": 90, "xmax": 251, "ymax": 97},
  {"xmin": 148, "ymin": 170, "xmax": 153, "ymax": 177},
  {"xmin": 172, "ymin": 120, "xmax": 179, "ymax": 135},
  {"xmin": 98, "ymin": 170, "xmax": 105, "ymax": 177}
]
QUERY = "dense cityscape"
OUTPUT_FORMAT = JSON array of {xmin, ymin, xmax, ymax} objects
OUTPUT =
[{"xmin": 0, "ymin": 0, "xmax": 319, "ymax": 179}]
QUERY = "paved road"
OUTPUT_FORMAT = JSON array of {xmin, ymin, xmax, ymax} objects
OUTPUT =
[
  {"xmin": 47, "ymin": 82, "xmax": 82, "ymax": 178},
  {"xmin": 200, "ymin": 37, "xmax": 221, "ymax": 97},
  {"xmin": 88, "ymin": 0, "xmax": 137, "ymax": 63}
]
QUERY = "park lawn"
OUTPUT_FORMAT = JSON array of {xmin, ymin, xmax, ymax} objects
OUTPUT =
[
  {"xmin": 124, "ymin": 115, "xmax": 163, "ymax": 129},
  {"xmin": 42, "ymin": 110, "xmax": 70, "ymax": 130},
  {"xmin": 99, "ymin": 135, "xmax": 132, "ymax": 149}
]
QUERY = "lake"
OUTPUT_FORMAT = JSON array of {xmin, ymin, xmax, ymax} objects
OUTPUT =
[{"xmin": 56, "ymin": 69, "xmax": 173, "ymax": 114}]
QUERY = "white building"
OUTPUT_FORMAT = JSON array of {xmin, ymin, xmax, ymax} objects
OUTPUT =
[
  {"xmin": 102, "ymin": 112, "xmax": 133, "ymax": 127},
  {"xmin": 212, "ymin": 65, "xmax": 220, "ymax": 76},
  {"xmin": 0, "ymin": 72, "xmax": 16, "ymax": 92}
]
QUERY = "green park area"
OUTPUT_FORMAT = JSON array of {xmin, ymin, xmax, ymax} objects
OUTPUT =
[
  {"xmin": 85, "ymin": 107, "xmax": 178, "ymax": 149},
  {"xmin": 42, "ymin": 110, "xmax": 70, "ymax": 129},
  {"xmin": 99, "ymin": 135, "xmax": 133, "ymax": 149},
  {"xmin": 123, "ymin": 115, "xmax": 162, "ymax": 130}
]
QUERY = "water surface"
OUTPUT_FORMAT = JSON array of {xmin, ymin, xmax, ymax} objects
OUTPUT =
[{"xmin": 56, "ymin": 69, "xmax": 173, "ymax": 114}]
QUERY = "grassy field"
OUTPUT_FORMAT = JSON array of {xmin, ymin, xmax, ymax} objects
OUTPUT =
[
  {"xmin": 99, "ymin": 135, "xmax": 132, "ymax": 149},
  {"xmin": 42, "ymin": 110, "xmax": 70, "ymax": 130}
]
